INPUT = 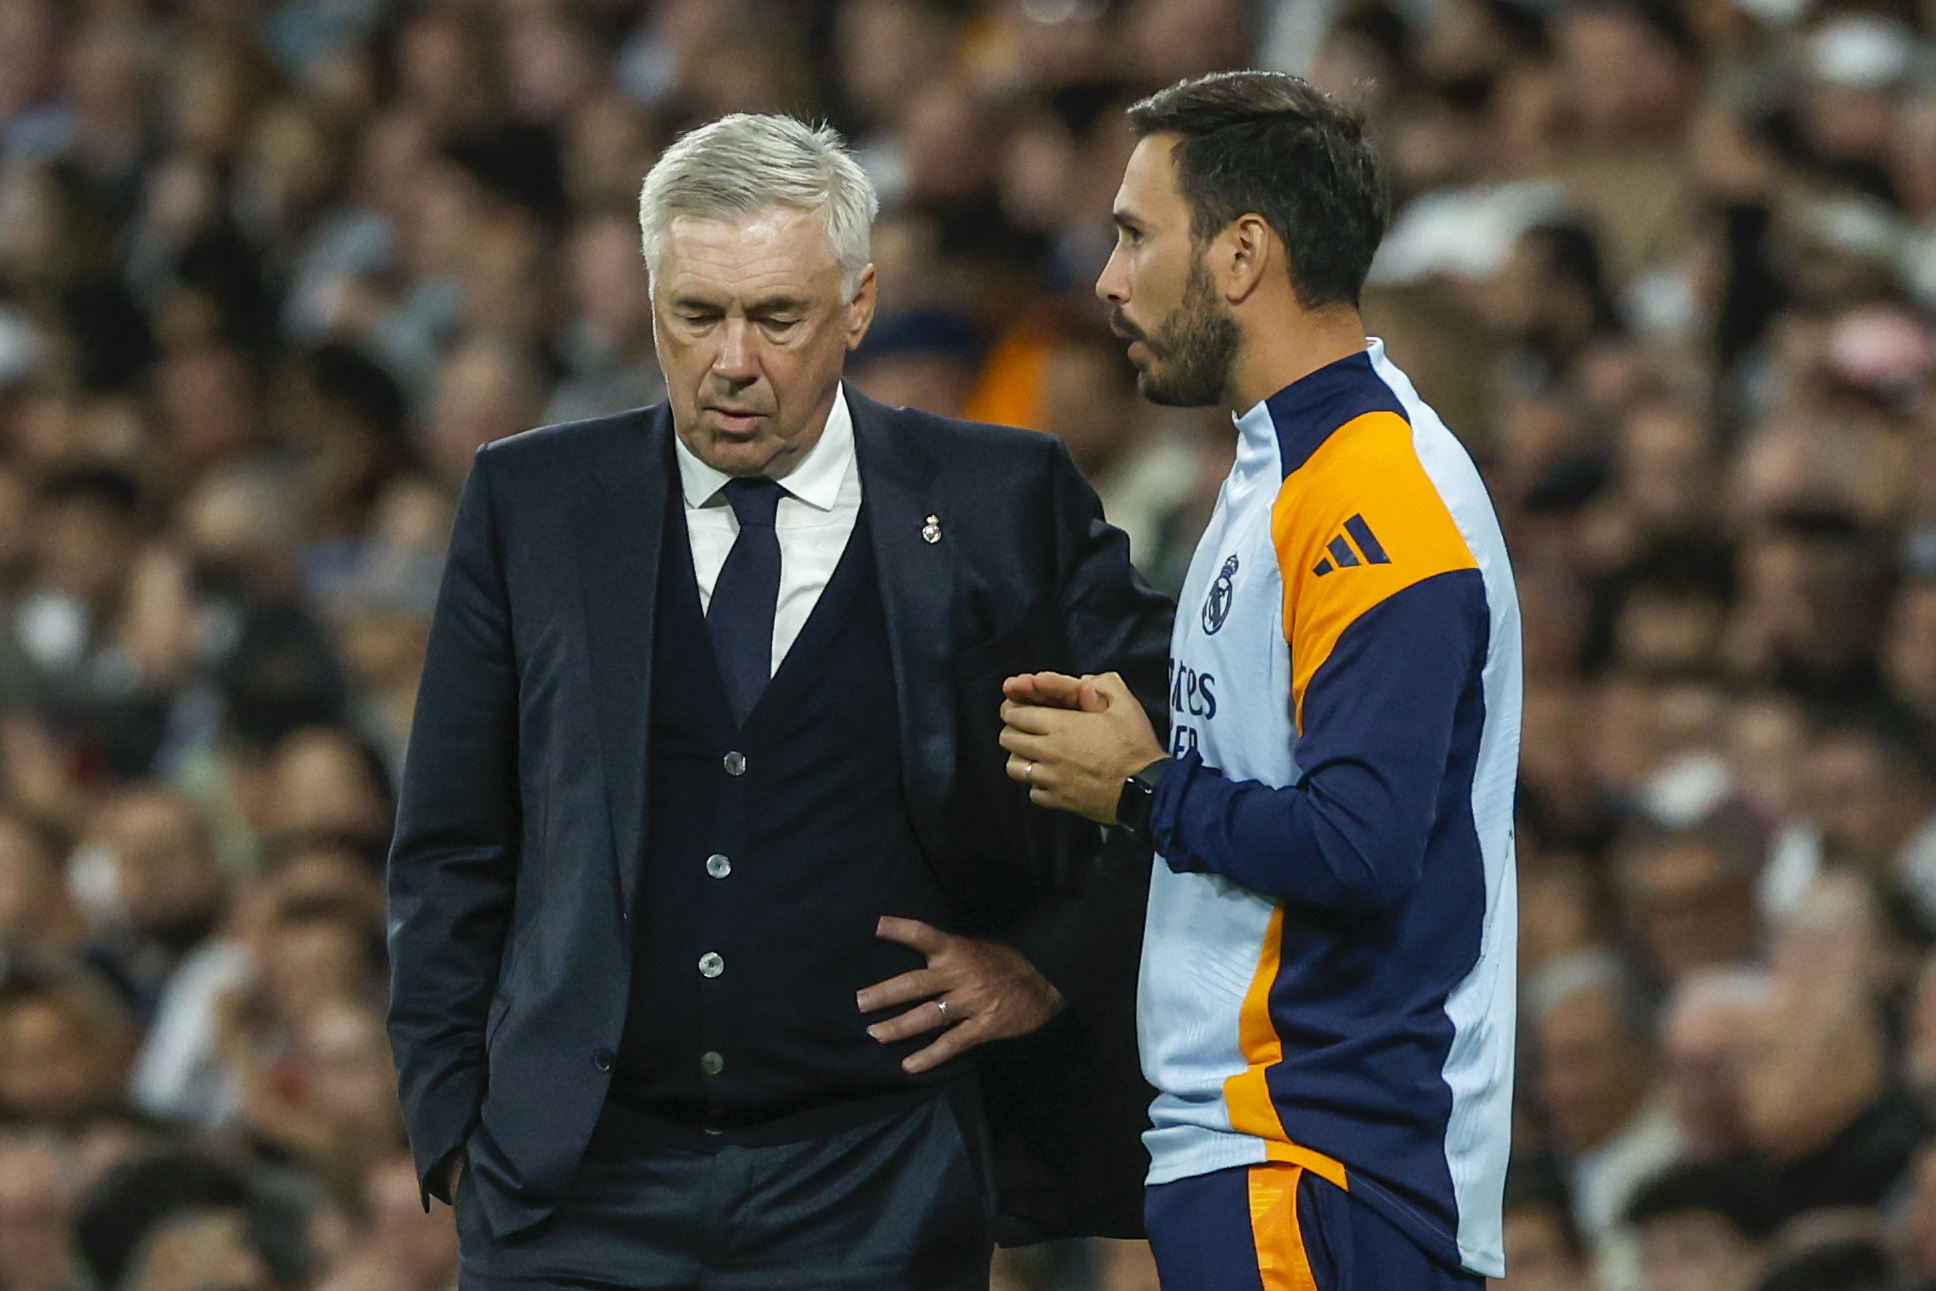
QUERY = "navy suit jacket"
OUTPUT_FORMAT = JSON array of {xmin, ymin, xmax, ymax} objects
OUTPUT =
[{"xmin": 386, "ymin": 385, "xmax": 1175, "ymax": 1242}]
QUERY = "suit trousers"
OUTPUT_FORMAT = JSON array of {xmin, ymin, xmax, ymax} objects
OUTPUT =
[{"xmin": 456, "ymin": 1086, "xmax": 995, "ymax": 1291}]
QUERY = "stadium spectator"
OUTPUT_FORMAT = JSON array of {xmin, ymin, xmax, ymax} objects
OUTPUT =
[
  {"xmin": 1531, "ymin": 950, "xmax": 1688, "ymax": 1290},
  {"xmin": 1624, "ymin": 1158, "xmax": 1781, "ymax": 1291},
  {"xmin": 71, "ymin": 1151, "xmax": 280, "ymax": 1291},
  {"xmin": 1659, "ymin": 968, "xmax": 1768, "ymax": 1161}
]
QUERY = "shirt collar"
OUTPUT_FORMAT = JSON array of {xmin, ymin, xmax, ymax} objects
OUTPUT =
[{"xmin": 673, "ymin": 384, "xmax": 855, "ymax": 513}]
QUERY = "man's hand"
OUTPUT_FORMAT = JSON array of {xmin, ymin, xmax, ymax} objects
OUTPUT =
[
  {"xmin": 1001, "ymin": 671, "xmax": 1093, "ymax": 710},
  {"xmin": 858, "ymin": 917, "xmax": 1065, "ymax": 1074},
  {"xmin": 1000, "ymin": 671, "xmax": 1166, "ymax": 822}
]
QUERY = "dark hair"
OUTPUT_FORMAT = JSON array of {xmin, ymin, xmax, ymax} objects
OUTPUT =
[
  {"xmin": 1625, "ymin": 1158, "xmax": 1783, "ymax": 1242},
  {"xmin": 1755, "ymin": 1240, "xmax": 1899, "ymax": 1291},
  {"xmin": 72, "ymin": 1152, "xmax": 253, "ymax": 1291},
  {"xmin": 38, "ymin": 465, "xmax": 141, "ymax": 517},
  {"xmin": 309, "ymin": 342, "xmax": 408, "ymax": 445},
  {"xmin": 1126, "ymin": 71, "xmax": 1389, "ymax": 310}
]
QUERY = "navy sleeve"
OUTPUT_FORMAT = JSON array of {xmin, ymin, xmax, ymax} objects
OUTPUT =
[{"xmin": 1148, "ymin": 570, "xmax": 1487, "ymax": 911}]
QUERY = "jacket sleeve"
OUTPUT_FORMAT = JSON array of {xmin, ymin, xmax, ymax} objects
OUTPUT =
[
  {"xmin": 1003, "ymin": 437, "xmax": 1174, "ymax": 1016},
  {"xmin": 385, "ymin": 446, "xmax": 522, "ymax": 1205}
]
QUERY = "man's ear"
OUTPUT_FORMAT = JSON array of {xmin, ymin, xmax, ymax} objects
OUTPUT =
[
  {"xmin": 1216, "ymin": 214, "xmax": 1277, "ymax": 306},
  {"xmin": 845, "ymin": 263, "xmax": 879, "ymax": 350}
]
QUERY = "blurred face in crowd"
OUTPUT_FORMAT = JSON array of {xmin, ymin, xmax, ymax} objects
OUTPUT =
[
  {"xmin": 1662, "ymin": 981, "xmax": 1761, "ymax": 1159},
  {"xmin": 1098, "ymin": 134, "xmax": 1240, "ymax": 408},
  {"xmin": 83, "ymin": 789, "xmax": 222, "ymax": 944},
  {"xmin": 1886, "ymin": 579, "xmax": 1936, "ymax": 716},
  {"xmin": 127, "ymin": 1208, "xmax": 271, "ymax": 1291},
  {"xmin": 0, "ymin": 814, "xmax": 80, "ymax": 953},
  {"xmin": 1615, "ymin": 587, "xmax": 1729, "ymax": 678},
  {"xmin": 1800, "ymin": 731, "xmax": 1934, "ymax": 874},
  {"xmin": 1517, "ymin": 849, "xmax": 1599, "ymax": 977},
  {"xmin": 264, "ymin": 727, "xmax": 389, "ymax": 841},
  {"xmin": 426, "ymin": 340, "xmax": 542, "ymax": 490},
  {"xmin": 1635, "ymin": 1211, "xmax": 1765, "ymax": 1291},
  {"xmin": 569, "ymin": 213, "xmax": 653, "ymax": 345},
  {"xmin": 652, "ymin": 205, "xmax": 876, "ymax": 479},
  {"xmin": 36, "ymin": 490, "xmax": 135, "ymax": 611},
  {"xmin": 1535, "ymin": 981, "xmax": 1651, "ymax": 1155},
  {"xmin": 1552, "ymin": 1, "xmax": 1694, "ymax": 142},
  {"xmin": 301, "ymin": 1001, "xmax": 401, "ymax": 1146},
  {"xmin": 0, "ymin": 992, "xmax": 128, "ymax": 1122},
  {"xmin": 847, "ymin": 350, "xmax": 975, "ymax": 420},
  {"xmin": 1740, "ymin": 892, "xmax": 1888, "ymax": 1160},
  {"xmin": 1725, "ymin": 696, "xmax": 1810, "ymax": 818},
  {"xmin": 1493, "ymin": 1204, "xmax": 1591, "ymax": 1291},
  {"xmin": 1617, "ymin": 834, "xmax": 1756, "ymax": 985},
  {"xmin": 0, "ymin": 1136, "xmax": 74, "ymax": 1291}
]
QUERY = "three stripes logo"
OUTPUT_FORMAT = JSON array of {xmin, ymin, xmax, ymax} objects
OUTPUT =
[{"xmin": 1312, "ymin": 514, "xmax": 1392, "ymax": 577}]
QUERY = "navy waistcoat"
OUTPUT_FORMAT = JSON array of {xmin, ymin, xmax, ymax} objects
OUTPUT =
[{"xmin": 614, "ymin": 488, "xmax": 960, "ymax": 1126}]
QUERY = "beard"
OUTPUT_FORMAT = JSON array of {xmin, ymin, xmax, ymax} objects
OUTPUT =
[{"xmin": 1113, "ymin": 256, "xmax": 1240, "ymax": 408}]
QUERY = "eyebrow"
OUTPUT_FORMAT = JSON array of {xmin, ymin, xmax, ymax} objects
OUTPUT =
[
  {"xmin": 1112, "ymin": 210, "xmax": 1144, "ymax": 232},
  {"xmin": 667, "ymin": 295, "xmax": 810, "ymax": 314}
]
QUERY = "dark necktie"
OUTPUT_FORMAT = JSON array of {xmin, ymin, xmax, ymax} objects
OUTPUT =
[{"xmin": 707, "ymin": 477, "xmax": 783, "ymax": 724}]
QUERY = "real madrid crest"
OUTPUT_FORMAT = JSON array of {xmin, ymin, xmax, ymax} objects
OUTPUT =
[{"xmin": 1202, "ymin": 555, "xmax": 1238, "ymax": 634}]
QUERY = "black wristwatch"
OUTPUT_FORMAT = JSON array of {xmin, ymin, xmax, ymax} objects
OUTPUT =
[{"xmin": 1114, "ymin": 757, "xmax": 1173, "ymax": 845}]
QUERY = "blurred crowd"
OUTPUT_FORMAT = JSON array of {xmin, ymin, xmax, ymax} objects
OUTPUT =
[{"xmin": 0, "ymin": 0, "xmax": 1931, "ymax": 1290}]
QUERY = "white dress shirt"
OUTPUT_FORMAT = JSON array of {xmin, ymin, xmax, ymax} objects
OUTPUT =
[{"xmin": 673, "ymin": 386, "xmax": 863, "ymax": 678}]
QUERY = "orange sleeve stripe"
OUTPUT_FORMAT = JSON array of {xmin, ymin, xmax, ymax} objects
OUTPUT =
[
  {"xmin": 1271, "ymin": 410, "xmax": 1479, "ymax": 730},
  {"xmin": 1249, "ymin": 1164, "xmax": 1321, "ymax": 1291}
]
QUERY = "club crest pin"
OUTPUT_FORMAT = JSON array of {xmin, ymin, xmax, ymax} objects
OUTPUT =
[
  {"xmin": 1202, "ymin": 555, "xmax": 1238, "ymax": 633},
  {"xmin": 922, "ymin": 514, "xmax": 942, "ymax": 544}
]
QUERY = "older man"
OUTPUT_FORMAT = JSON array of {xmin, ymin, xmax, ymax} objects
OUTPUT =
[{"xmin": 385, "ymin": 114, "xmax": 1171, "ymax": 1289}]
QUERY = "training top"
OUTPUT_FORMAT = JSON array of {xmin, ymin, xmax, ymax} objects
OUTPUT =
[{"xmin": 1139, "ymin": 339, "xmax": 1522, "ymax": 1278}]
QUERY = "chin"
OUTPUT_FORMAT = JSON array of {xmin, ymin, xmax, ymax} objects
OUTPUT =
[{"xmin": 699, "ymin": 438, "xmax": 778, "ymax": 477}]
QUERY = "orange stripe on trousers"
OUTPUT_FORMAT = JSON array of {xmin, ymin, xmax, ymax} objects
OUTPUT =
[{"xmin": 1248, "ymin": 1163, "xmax": 1319, "ymax": 1291}]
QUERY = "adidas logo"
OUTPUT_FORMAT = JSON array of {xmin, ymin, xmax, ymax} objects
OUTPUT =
[{"xmin": 1312, "ymin": 514, "xmax": 1392, "ymax": 576}]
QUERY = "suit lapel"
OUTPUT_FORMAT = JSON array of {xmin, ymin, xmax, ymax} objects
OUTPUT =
[
  {"xmin": 575, "ymin": 404, "xmax": 670, "ymax": 914},
  {"xmin": 848, "ymin": 386, "xmax": 957, "ymax": 828}
]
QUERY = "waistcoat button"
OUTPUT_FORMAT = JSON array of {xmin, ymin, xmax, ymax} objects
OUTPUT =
[{"xmin": 698, "ymin": 952, "xmax": 725, "ymax": 978}]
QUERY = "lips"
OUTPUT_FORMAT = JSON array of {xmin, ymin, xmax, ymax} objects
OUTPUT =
[{"xmin": 707, "ymin": 406, "xmax": 765, "ymax": 433}]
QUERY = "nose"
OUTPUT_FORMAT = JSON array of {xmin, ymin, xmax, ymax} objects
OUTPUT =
[
  {"xmin": 1096, "ymin": 243, "xmax": 1129, "ymax": 306},
  {"xmin": 713, "ymin": 317, "xmax": 760, "ymax": 385}
]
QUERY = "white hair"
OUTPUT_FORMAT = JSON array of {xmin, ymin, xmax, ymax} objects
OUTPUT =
[{"xmin": 638, "ymin": 113, "xmax": 880, "ymax": 300}]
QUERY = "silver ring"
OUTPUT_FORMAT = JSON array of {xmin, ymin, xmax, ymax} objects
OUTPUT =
[
  {"xmin": 1025, "ymin": 761, "xmax": 1036, "ymax": 786},
  {"xmin": 935, "ymin": 998, "xmax": 953, "ymax": 1025}
]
